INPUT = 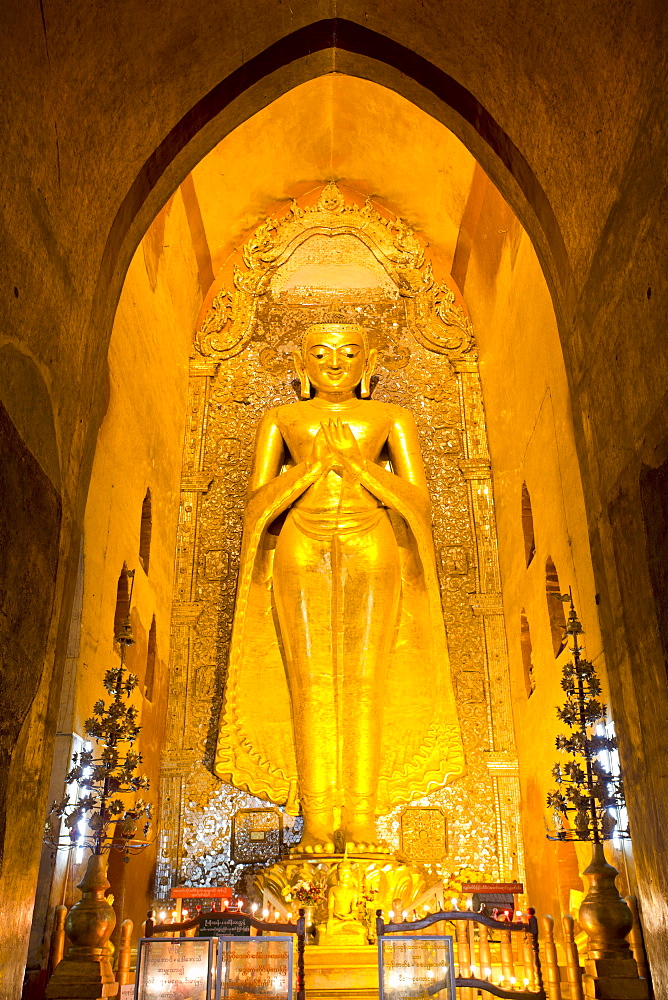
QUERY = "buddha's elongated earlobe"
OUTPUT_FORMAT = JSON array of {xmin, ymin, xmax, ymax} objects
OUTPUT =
[
  {"xmin": 360, "ymin": 348, "xmax": 378, "ymax": 398},
  {"xmin": 300, "ymin": 371, "xmax": 312, "ymax": 399},
  {"xmin": 293, "ymin": 351, "xmax": 311, "ymax": 399}
]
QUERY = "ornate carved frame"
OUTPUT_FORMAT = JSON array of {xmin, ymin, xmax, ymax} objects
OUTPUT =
[{"xmin": 194, "ymin": 182, "xmax": 474, "ymax": 363}]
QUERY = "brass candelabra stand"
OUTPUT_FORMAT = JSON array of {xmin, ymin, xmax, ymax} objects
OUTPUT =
[
  {"xmin": 545, "ymin": 592, "xmax": 647, "ymax": 999},
  {"xmin": 44, "ymin": 570, "xmax": 152, "ymax": 1000}
]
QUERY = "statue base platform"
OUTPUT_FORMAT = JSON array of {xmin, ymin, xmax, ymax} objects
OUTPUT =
[
  {"xmin": 304, "ymin": 944, "xmax": 378, "ymax": 1000},
  {"xmin": 45, "ymin": 956, "xmax": 119, "ymax": 1000},
  {"xmin": 315, "ymin": 923, "xmax": 368, "ymax": 947}
]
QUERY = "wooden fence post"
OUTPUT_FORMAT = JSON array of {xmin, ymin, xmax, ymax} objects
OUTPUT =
[
  {"xmin": 541, "ymin": 915, "xmax": 562, "ymax": 1000},
  {"xmin": 562, "ymin": 914, "xmax": 583, "ymax": 1000},
  {"xmin": 117, "ymin": 920, "xmax": 133, "ymax": 986},
  {"xmin": 500, "ymin": 927, "xmax": 515, "ymax": 986},
  {"xmin": 48, "ymin": 905, "xmax": 68, "ymax": 976},
  {"xmin": 625, "ymin": 895, "xmax": 649, "ymax": 982}
]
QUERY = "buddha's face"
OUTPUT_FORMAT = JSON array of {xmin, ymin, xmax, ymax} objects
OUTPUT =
[
  {"xmin": 300, "ymin": 326, "xmax": 374, "ymax": 397},
  {"xmin": 337, "ymin": 864, "xmax": 353, "ymax": 886}
]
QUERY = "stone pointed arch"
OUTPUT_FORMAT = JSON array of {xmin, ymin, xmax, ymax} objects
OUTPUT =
[{"xmin": 91, "ymin": 19, "xmax": 573, "ymax": 367}]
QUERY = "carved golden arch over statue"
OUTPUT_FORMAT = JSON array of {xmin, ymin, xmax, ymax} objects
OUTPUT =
[{"xmin": 194, "ymin": 182, "xmax": 475, "ymax": 362}]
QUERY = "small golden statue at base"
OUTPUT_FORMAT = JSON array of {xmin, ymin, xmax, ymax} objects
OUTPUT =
[{"xmin": 316, "ymin": 861, "xmax": 368, "ymax": 947}]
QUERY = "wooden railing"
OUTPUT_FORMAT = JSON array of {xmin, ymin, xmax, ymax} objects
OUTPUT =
[
  {"xmin": 377, "ymin": 908, "xmax": 546, "ymax": 999},
  {"xmin": 117, "ymin": 919, "xmax": 133, "ymax": 986},
  {"xmin": 50, "ymin": 897, "xmax": 650, "ymax": 1000}
]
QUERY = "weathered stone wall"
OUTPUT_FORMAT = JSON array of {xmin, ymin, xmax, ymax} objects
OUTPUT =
[{"xmin": 0, "ymin": 402, "xmax": 62, "ymax": 992}]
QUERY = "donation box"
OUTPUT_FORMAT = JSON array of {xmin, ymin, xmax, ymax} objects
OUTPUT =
[
  {"xmin": 135, "ymin": 935, "xmax": 293, "ymax": 1000},
  {"xmin": 135, "ymin": 938, "xmax": 213, "ymax": 1000},
  {"xmin": 379, "ymin": 935, "xmax": 456, "ymax": 1000},
  {"xmin": 217, "ymin": 936, "xmax": 293, "ymax": 1000}
]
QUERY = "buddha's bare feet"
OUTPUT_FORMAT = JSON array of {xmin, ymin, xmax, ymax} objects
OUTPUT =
[
  {"xmin": 343, "ymin": 813, "xmax": 380, "ymax": 853},
  {"xmin": 299, "ymin": 815, "xmax": 335, "ymax": 854}
]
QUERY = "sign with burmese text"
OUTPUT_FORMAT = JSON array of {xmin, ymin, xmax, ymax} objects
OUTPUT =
[
  {"xmin": 379, "ymin": 936, "xmax": 455, "ymax": 1000},
  {"xmin": 135, "ymin": 938, "xmax": 213, "ymax": 1000},
  {"xmin": 200, "ymin": 913, "xmax": 251, "ymax": 937},
  {"xmin": 216, "ymin": 936, "xmax": 293, "ymax": 1000},
  {"xmin": 461, "ymin": 882, "xmax": 523, "ymax": 894}
]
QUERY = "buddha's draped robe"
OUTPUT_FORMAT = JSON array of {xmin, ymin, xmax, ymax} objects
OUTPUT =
[{"xmin": 214, "ymin": 399, "xmax": 465, "ymax": 813}]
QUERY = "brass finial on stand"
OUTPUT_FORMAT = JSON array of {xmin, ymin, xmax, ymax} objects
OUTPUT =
[{"xmin": 45, "ymin": 854, "xmax": 118, "ymax": 1000}]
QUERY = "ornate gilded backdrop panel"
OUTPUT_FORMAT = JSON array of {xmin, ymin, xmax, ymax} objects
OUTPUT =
[{"xmin": 155, "ymin": 184, "xmax": 523, "ymax": 901}]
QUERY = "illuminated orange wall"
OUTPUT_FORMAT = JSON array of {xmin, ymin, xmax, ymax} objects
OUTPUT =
[{"xmin": 51, "ymin": 190, "xmax": 202, "ymax": 939}]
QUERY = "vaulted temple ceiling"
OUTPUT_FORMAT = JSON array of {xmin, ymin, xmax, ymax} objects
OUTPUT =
[{"xmin": 145, "ymin": 76, "xmax": 516, "ymax": 317}]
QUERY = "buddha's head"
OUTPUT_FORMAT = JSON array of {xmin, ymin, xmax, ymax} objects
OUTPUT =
[
  {"xmin": 336, "ymin": 860, "xmax": 355, "ymax": 886},
  {"xmin": 294, "ymin": 323, "xmax": 377, "ymax": 400}
]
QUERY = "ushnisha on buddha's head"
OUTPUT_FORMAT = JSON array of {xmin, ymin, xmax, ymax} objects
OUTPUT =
[{"xmin": 294, "ymin": 323, "xmax": 377, "ymax": 401}]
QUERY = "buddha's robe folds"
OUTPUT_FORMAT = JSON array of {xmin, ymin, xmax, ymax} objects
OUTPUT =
[{"xmin": 214, "ymin": 402, "xmax": 465, "ymax": 814}]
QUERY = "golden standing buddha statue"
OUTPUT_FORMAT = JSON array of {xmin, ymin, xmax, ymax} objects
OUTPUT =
[{"xmin": 215, "ymin": 323, "xmax": 464, "ymax": 852}]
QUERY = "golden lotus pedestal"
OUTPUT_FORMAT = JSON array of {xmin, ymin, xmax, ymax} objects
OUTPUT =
[
  {"xmin": 257, "ymin": 852, "xmax": 427, "ymax": 913},
  {"xmin": 304, "ymin": 944, "xmax": 378, "ymax": 1000}
]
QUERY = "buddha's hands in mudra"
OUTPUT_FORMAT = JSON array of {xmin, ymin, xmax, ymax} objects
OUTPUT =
[{"xmin": 311, "ymin": 419, "xmax": 365, "ymax": 478}]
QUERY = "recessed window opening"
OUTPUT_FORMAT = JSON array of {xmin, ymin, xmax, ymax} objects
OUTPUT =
[
  {"xmin": 145, "ymin": 616, "xmax": 157, "ymax": 701},
  {"xmin": 595, "ymin": 720, "xmax": 628, "ymax": 845},
  {"xmin": 139, "ymin": 488, "xmax": 152, "ymax": 573},
  {"xmin": 520, "ymin": 610, "xmax": 535, "ymax": 697},
  {"xmin": 545, "ymin": 557, "xmax": 567, "ymax": 657},
  {"xmin": 113, "ymin": 563, "xmax": 131, "ymax": 641},
  {"xmin": 521, "ymin": 483, "xmax": 536, "ymax": 567}
]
